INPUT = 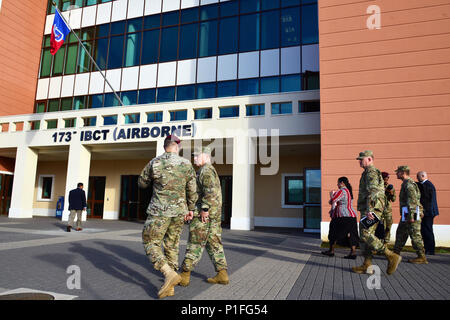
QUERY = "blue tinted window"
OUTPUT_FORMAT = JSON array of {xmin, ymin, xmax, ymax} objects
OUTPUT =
[
  {"xmin": 73, "ymin": 96, "xmax": 86, "ymax": 110},
  {"xmin": 124, "ymin": 32, "xmax": 141, "ymax": 67},
  {"xmin": 94, "ymin": 38, "xmax": 108, "ymax": 70},
  {"xmin": 139, "ymin": 89, "xmax": 156, "ymax": 104},
  {"xmin": 170, "ymin": 110, "xmax": 188, "ymax": 121},
  {"xmin": 240, "ymin": 0, "xmax": 260, "ymax": 14},
  {"xmin": 281, "ymin": 7, "xmax": 300, "ymax": 46},
  {"xmin": 89, "ymin": 94, "xmax": 104, "ymax": 108},
  {"xmin": 261, "ymin": 77, "xmax": 280, "ymax": 94},
  {"xmin": 302, "ymin": 4, "xmax": 318, "ymax": 44},
  {"xmin": 104, "ymin": 93, "xmax": 120, "ymax": 107},
  {"xmin": 142, "ymin": 30, "xmax": 160, "ymax": 64},
  {"xmin": 160, "ymin": 27, "xmax": 179, "ymax": 62},
  {"xmin": 246, "ymin": 104, "xmax": 265, "ymax": 116},
  {"xmin": 108, "ymin": 35, "xmax": 124, "ymax": 69},
  {"xmin": 111, "ymin": 21, "xmax": 126, "ymax": 35},
  {"xmin": 194, "ymin": 109, "xmax": 212, "ymax": 119},
  {"xmin": 181, "ymin": 7, "xmax": 199, "ymax": 24},
  {"xmin": 177, "ymin": 85, "xmax": 196, "ymax": 101},
  {"xmin": 219, "ymin": 17, "xmax": 238, "ymax": 55},
  {"xmin": 144, "ymin": 15, "xmax": 160, "ymax": 29},
  {"xmin": 217, "ymin": 81, "xmax": 237, "ymax": 97},
  {"xmin": 162, "ymin": 11, "xmax": 179, "ymax": 26},
  {"xmin": 240, "ymin": 14, "xmax": 260, "ymax": 52},
  {"xmin": 272, "ymin": 102, "xmax": 292, "ymax": 114},
  {"xmin": 261, "ymin": 0, "xmax": 279, "ymax": 10},
  {"xmin": 220, "ymin": 1, "xmax": 239, "ymax": 17},
  {"xmin": 199, "ymin": 21, "xmax": 218, "ymax": 57},
  {"xmin": 122, "ymin": 91, "xmax": 138, "ymax": 105},
  {"xmin": 157, "ymin": 87, "xmax": 175, "ymax": 102},
  {"xmin": 239, "ymin": 78, "xmax": 259, "ymax": 95},
  {"xmin": 104, "ymin": 115, "xmax": 118, "ymax": 125},
  {"xmin": 197, "ymin": 83, "xmax": 216, "ymax": 99},
  {"xmin": 281, "ymin": 74, "xmax": 301, "ymax": 92},
  {"xmin": 282, "ymin": 0, "xmax": 300, "ymax": 6},
  {"xmin": 200, "ymin": 4, "xmax": 218, "ymax": 21},
  {"xmin": 261, "ymin": 10, "xmax": 280, "ymax": 50},
  {"xmin": 179, "ymin": 24, "xmax": 198, "ymax": 60},
  {"xmin": 125, "ymin": 114, "xmax": 140, "ymax": 124},
  {"xmin": 219, "ymin": 106, "xmax": 239, "ymax": 118},
  {"xmin": 147, "ymin": 112, "xmax": 163, "ymax": 122},
  {"xmin": 84, "ymin": 117, "xmax": 97, "ymax": 127},
  {"xmin": 96, "ymin": 24, "xmax": 109, "ymax": 38},
  {"xmin": 127, "ymin": 18, "xmax": 142, "ymax": 33},
  {"xmin": 302, "ymin": 0, "xmax": 317, "ymax": 3}
]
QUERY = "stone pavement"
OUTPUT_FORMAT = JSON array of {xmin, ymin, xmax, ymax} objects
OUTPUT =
[{"xmin": 0, "ymin": 216, "xmax": 448, "ymax": 300}]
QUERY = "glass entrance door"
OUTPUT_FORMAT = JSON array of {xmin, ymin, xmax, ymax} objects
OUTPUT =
[
  {"xmin": 87, "ymin": 176, "xmax": 106, "ymax": 219},
  {"xmin": 0, "ymin": 174, "xmax": 13, "ymax": 216},
  {"xmin": 303, "ymin": 168, "xmax": 321, "ymax": 231},
  {"xmin": 120, "ymin": 175, "xmax": 151, "ymax": 221},
  {"xmin": 219, "ymin": 176, "xmax": 232, "ymax": 228}
]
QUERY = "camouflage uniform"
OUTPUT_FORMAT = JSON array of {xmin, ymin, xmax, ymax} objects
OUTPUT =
[
  {"xmin": 393, "ymin": 177, "xmax": 425, "ymax": 256},
  {"xmin": 357, "ymin": 164, "xmax": 387, "ymax": 258},
  {"xmin": 182, "ymin": 163, "xmax": 228, "ymax": 272},
  {"xmin": 383, "ymin": 183, "xmax": 396, "ymax": 243},
  {"xmin": 140, "ymin": 151, "xmax": 197, "ymax": 271}
]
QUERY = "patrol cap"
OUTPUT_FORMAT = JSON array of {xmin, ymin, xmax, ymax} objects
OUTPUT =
[
  {"xmin": 193, "ymin": 146, "xmax": 212, "ymax": 156},
  {"xmin": 381, "ymin": 172, "xmax": 390, "ymax": 179},
  {"xmin": 165, "ymin": 134, "xmax": 181, "ymax": 144},
  {"xmin": 395, "ymin": 165, "xmax": 410, "ymax": 173},
  {"xmin": 356, "ymin": 150, "xmax": 374, "ymax": 160}
]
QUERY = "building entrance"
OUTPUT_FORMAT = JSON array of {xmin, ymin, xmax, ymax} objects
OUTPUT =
[
  {"xmin": 0, "ymin": 174, "xmax": 13, "ymax": 215},
  {"xmin": 119, "ymin": 175, "xmax": 151, "ymax": 221},
  {"xmin": 87, "ymin": 176, "xmax": 106, "ymax": 219}
]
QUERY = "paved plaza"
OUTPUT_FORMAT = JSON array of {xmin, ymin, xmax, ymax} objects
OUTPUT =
[{"xmin": 0, "ymin": 216, "xmax": 448, "ymax": 300}]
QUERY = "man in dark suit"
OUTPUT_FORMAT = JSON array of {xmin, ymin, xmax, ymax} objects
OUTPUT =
[
  {"xmin": 67, "ymin": 182, "xmax": 87, "ymax": 232},
  {"xmin": 417, "ymin": 171, "xmax": 439, "ymax": 255}
]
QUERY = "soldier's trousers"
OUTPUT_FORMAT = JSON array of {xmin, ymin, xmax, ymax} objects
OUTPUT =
[
  {"xmin": 383, "ymin": 211, "xmax": 393, "ymax": 243},
  {"xmin": 394, "ymin": 220, "xmax": 425, "ymax": 256},
  {"xmin": 182, "ymin": 217, "xmax": 227, "ymax": 272},
  {"xmin": 359, "ymin": 220, "xmax": 387, "ymax": 259},
  {"xmin": 142, "ymin": 214, "xmax": 185, "ymax": 271}
]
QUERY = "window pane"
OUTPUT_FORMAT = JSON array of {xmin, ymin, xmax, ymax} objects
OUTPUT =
[
  {"xmin": 125, "ymin": 114, "xmax": 140, "ymax": 124},
  {"xmin": 177, "ymin": 85, "xmax": 196, "ymax": 101},
  {"xmin": 127, "ymin": 18, "xmax": 143, "ymax": 33},
  {"xmin": 78, "ymin": 41, "xmax": 92, "ymax": 73},
  {"xmin": 42, "ymin": 177, "xmax": 53, "ymax": 199},
  {"xmin": 302, "ymin": 4, "xmax": 318, "ymax": 44},
  {"xmin": 61, "ymin": 0, "xmax": 71, "ymax": 11},
  {"xmin": 61, "ymin": 98, "xmax": 73, "ymax": 111},
  {"xmin": 139, "ymin": 89, "xmax": 156, "ymax": 104},
  {"xmin": 194, "ymin": 109, "xmax": 212, "ymax": 119},
  {"xmin": 40, "ymin": 49, "xmax": 52, "ymax": 77},
  {"xmin": 199, "ymin": 20, "xmax": 217, "ymax": 57},
  {"xmin": 219, "ymin": 106, "xmax": 239, "ymax": 118},
  {"xmin": 282, "ymin": 0, "xmax": 300, "ymax": 7},
  {"xmin": 47, "ymin": 120, "xmax": 58, "ymax": 129},
  {"xmin": 48, "ymin": 99, "xmax": 60, "ymax": 112},
  {"xmin": 304, "ymin": 71, "xmax": 319, "ymax": 90},
  {"xmin": 197, "ymin": 83, "xmax": 216, "ymax": 99},
  {"xmin": 219, "ymin": 17, "xmax": 238, "ymax": 55},
  {"xmin": 281, "ymin": 7, "xmax": 300, "ymax": 46},
  {"xmin": 240, "ymin": 0, "xmax": 260, "ymax": 14},
  {"xmin": 111, "ymin": 20, "xmax": 126, "ymax": 35},
  {"xmin": 287, "ymin": 178, "xmax": 303, "ymax": 204},
  {"xmin": 124, "ymin": 32, "xmax": 141, "ymax": 67},
  {"xmin": 262, "ymin": 0, "xmax": 280, "ymax": 10},
  {"xmin": 144, "ymin": 15, "xmax": 161, "ymax": 29},
  {"xmin": 300, "ymin": 100, "xmax": 320, "ymax": 112},
  {"xmin": 305, "ymin": 169, "xmax": 321, "ymax": 203},
  {"xmin": 52, "ymin": 47, "xmax": 65, "ymax": 76},
  {"xmin": 170, "ymin": 110, "xmax": 187, "ymax": 121},
  {"xmin": 220, "ymin": 1, "xmax": 238, "ymax": 17},
  {"xmin": 44, "ymin": 35, "xmax": 51, "ymax": 47},
  {"xmin": 272, "ymin": 102, "xmax": 292, "ymax": 114},
  {"xmin": 142, "ymin": 30, "xmax": 160, "ymax": 65},
  {"xmin": 36, "ymin": 102, "xmax": 46, "ymax": 113},
  {"xmin": 261, "ymin": 77, "xmax": 280, "ymax": 94},
  {"xmin": 160, "ymin": 27, "xmax": 179, "ymax": 62},
  {"xmin": 239, "ymin": 14, "xmax": 260, "ymax": 52},
  {"xmin": 81, "ymin": 27, "xmax": 95, "ymax": 41},
  {"xmin": 147, "ymin": 112, "xmax": 163, "ymax": 122},
  {"xmin": 121, "ymin": 91, "xmax": 138, "ymax": 105},
  {"xmin": 157, "ymin": 87, "xmax": 175, "ymax": 102},
  {"xmin": 94, "ymin": 38, "xmax": 109, "ymax": 70},
  {"xmin": 73, "ymin": 96, "xmax": 87, "ymax": 110},
  {"xmin": 281, "ymin": 74, "xmax": 301, "ymax": 92},
  {"xmin": 88, "ymin": 94, "xmax": 104, "ymax": 108},
  {"xmin": 108, "ymin": 35, "xmax": 124, "ymax": 69},
  {"xmin": 305, "ymin": 206, "xmax": 321, "ymax": 229},
  {"xmin": 162, "ymin": 11, "xmax": 179, "ymax": 26},
  {"xmin": 104, "ymin": 93, "xmax": 120, "ymax": 107},
  {"xmin": 200, "ymin": 4, "xmax": 218, "ymax": 21},
  {"xmin": 181, "ymin": 7, "xmax": 199, "ymax": 24},
  {"xmin": 96, "ymin": 24, "xmax": 110, "ymax": 38},
  {"xmin": 261, "ymin": 10, "xmax": 280, "ymax": 50},
  {"xmin": 103, "ymin": 115, "xmax": 118, "ymax": 125},
  {"xmin": 239, "ymin": 78, "xmax": 259, "ymax": 96},
  {"xmin": 65, "ymin": 44, "xmax": 78, "ymax": 75},
  {"xmin": 217, "ymin": 81, "xmax": 237, "ymax": 97},
  {"xmin": 246, "ymin": 104, "xmax": 265, "ymax": 116},
  {"xmin": 84, "ymin": 117, "xmax": 97, "ymax": 126},
  {"xmin": 179, "ymin": 24, "xmax": 198, "ymax": 60}
]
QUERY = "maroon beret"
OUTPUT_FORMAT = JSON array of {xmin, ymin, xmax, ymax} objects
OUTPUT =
[{"xmin": 165, "ymin": 134, "xmax": 181, "ymax": 144}]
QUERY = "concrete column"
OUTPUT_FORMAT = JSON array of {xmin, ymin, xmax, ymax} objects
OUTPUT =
[
  {"xmin": 62, "ymin": 143, "xmax": 91, "ymax": 222},
  {"xmin": 230, "ymin": 135, "xmax": 256, "ymax": 230},
  {"xmin": 9, "ymin": 146, "xmax": 38, "ymax": 218}
]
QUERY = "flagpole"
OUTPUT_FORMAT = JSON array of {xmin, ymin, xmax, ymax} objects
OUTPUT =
[{"xmin": 53, "ymin": 3, "xmax": 124, "ymax": 106}]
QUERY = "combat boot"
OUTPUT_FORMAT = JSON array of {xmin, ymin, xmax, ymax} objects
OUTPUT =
[
  {"xmin": 408, "ymin": 255, "xmax": 428, "ymax": 264},
  {"xmin": 207, "ymin": 269, "xmax": 229, "ymax": 285},
  {"xmin": 385, "ymin": 248, "xmax": 402, "ymax": 275},
  {"xmin": 179, "ymin": 271, "xmax": 191, "ymax": 287},
  {"xmin": 158, "ymin": 264, "xmax": 181, "ymax": 299},
  {"xmin": 352, "ymin": 257, "xmax": 374, "ymax": 274}
]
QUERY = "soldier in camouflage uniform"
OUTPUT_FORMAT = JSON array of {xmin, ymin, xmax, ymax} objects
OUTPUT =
[
  {"xmin": 352, "ymin": 150, "xmax": 402, "ymax": 275},
  {"xmin": 382, "ymin": 172, "xmax": 396, "ymax": 244},
  {"xmin": 140, "ymin": 135, "xmax": 198, "ymax": 299},
  {"xmin": 393, "ymin": 166, "xmax": 428, "ymax": 264},
  {"xmin": 179, "ymin": 147, "xmax": 229, "ymax": 286}
]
